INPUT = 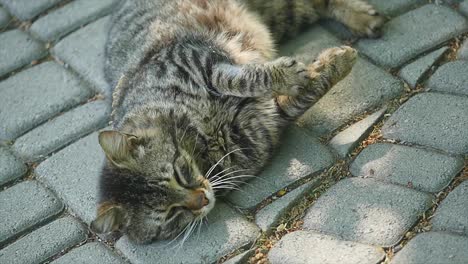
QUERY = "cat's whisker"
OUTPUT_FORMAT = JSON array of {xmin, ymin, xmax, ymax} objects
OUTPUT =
[
  {"xmin": 207, "ymin": 166, "xmax": 233, "ymax": 180},
  {"xmin": 210, "ymin": 174, "xmax": 258, "ymax": 185},
  {"xmin": 166, "ymin": 221, "xmax": 192, "ymax": 248},
  {"xmin": 212, "ymin": 182, "xmax": 243, "ymax": 190},
  {"xmin": 209, "ymin": 168, "xmax": 252, "ymax": 183},
  {"xmin": 204, "ymin": 148, "xmax": 244, "ymax": 178},
  {"xmin": 178, "ymin": 220, "xmax": 196, "ymax": 249},
  {"xmin": 196, "ymin": 217, "xmax": 203, "ymax": 238}
]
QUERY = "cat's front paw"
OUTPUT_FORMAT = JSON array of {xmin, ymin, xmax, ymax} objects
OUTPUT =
[
  {"xmin": 345, "ymin": 4, "xmax": 385, "ymax": 38},
  {"xmin": 270, "ymin": 57, "xmax": 310, "ymax": 96},
  {"xmin": 309, "ymin": 46, "xmax": 357, "ymax": 85}
]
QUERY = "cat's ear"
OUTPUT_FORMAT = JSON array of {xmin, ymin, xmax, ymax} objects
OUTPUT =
[
  {"xmin": 90, "ymin": 203, "xmax": 127, "ymax": 234},
  {"xmin": 98, "ymin": 130, "xmax": 138, "ymax": 167}
]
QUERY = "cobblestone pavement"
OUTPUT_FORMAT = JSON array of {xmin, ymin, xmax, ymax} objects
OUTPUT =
[{"xmin": 0, "ymin": 1, "xmax": 467, "ymax": 263}]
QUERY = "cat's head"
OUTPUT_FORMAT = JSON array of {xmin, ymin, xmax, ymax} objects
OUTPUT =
[{"xmin": 91, "ymin": 130, "xmax": 215, "ymax": 244}]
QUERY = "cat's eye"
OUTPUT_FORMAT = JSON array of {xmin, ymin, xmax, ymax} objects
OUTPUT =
[{"xmin": 174, "ymin": 164, "xmax": 192, "ymax": 187}]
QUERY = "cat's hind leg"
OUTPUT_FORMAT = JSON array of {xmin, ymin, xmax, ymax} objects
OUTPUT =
[{"xmin": 276, "ymin": 46, "xmax": 357, "ymax": 120}]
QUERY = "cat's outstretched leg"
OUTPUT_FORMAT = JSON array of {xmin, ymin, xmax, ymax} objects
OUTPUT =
[
  {"xmin": 276, "ymin": 46, "xmax": 357, "ymax": 120},
  {"xmin": 211, "ymin": 58, "xmax": 311, "ymax": 97},
  {"xmin": 317, "ymin": 0, "xmax": 385, "ymax": 38}
]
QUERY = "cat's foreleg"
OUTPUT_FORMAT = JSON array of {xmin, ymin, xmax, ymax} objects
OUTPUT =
[
  {"xmin": 316, "ymin": 0, "xmax": 385, "ymax": 38},
  {"xmin": 276, "ymin": 46, "xmax": 357, "ymax": 120},
  {"xmin": 211, "ymin": 58, "xmax": 311, "ymax": 97}
]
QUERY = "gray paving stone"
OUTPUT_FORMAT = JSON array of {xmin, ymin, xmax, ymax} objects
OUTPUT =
[
  {"xmin": 382, "ymin": 93, "xmax": 468, "ymax": 155},
  {"xmin": 367, "ymin": 0, "xmax": 426, "ymax": 16},
  {"xmin": 0, "ymin": 146, "xmax": 27, "ymax": 186},
  {"xmin": 0, "ymin": 180, "xmax": 63, "ymax": 246},
  {"xmin": 280, "ymin": 26, "xmax": 342, "ymax": 64},
  {"xmin": 329, "ymin": 108, "xmax": 386, "ymax": 158},
  {"xmin": 391, "ymin": 232, "xmax": 468, "ymax": 264},
  {"xmin": 299, "ymin": 58, "xmax": 403, "ymax": 136},
  {"xmin": 116, "ymin": 202, "xmax": 260, "ymax": 264},
  {"xmin": 30, "ymin": 0, "xmax": 118, "ymax": 42},
  {"xmin": 350, "ymin": 143, "xmax": 464, "ymax": 193},
  {"xmin": 0, "ymin": 6, "xmax": 11, "ymax": 27},
  {"xmin": 268, "ymin": 231, "xmax": 385, "ymax": 264},
  {"xmin": 51, "ymin": 242, "xmax": 126, "ymax": 264},
  {"xmin": 432, "ymin": 181, "xmax": 468, "ymax": 236},
  {"xmin": 227, "ymin": 126, "xmax": 334, "ymax": 209},
  {"xmin": 399, "ymin": 47, "xmax": 448, "ymax": 88},
  {"xmin": 0, "ymin": 217, "xmax": 87, "ymax": 264},
  {"xmin": 357, "ymin": 4, "xmax": 468, "ymax": 68},
  {"xmin": 0, "ymin": 29, "xmax": 46, "ymax": 77},
  {"xmin": 0, "ymin": 62, "xmax": 92, "ymax": 141},
  {"xmin": 13, "ymin": 100, "xmax": 111, "ymax": 162},
  {"xmin": 0, "ymin": 0, "xmax": 63, "ymax": 20},
  {"xmin": 224, "ymin": 250, "xmax": 254, "ymax": 264},
  {"xmin": 255, "ymin": 180, "xmax": 318, "ymax": 233},
  {"xmin": 428, "ymin": 60, "xmax": 468, "ymax": 96},
  {"xmin": 458, "ymin": 38, "xmax": 468, "ymax": 59},
  {"xmin": 460, "ymin": 0, "xmax": 468, "ymax": 16},
  {"xmin": 36, "ymin": 131, "xmax": 104, "ymax": 223},
  {"xmin": 52, "ymin": 16, "xmax": 111, "ymax": 96},
  {"xmin": 302, "ymin": 178, "xmax": 433, "ymax": 247}
]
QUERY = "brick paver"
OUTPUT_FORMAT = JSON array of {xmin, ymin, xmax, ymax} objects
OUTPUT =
[
  {"xmin": 432, "ymin": 181, "xmax": 468, "ymax": 236},
  {"xmin": 0, "ymin": 0, "xmax": 63, "ymax": 20},
  {"xmin": 31, "ymin": 0, "xmax": 118, "ymax": 42},
  {"xmin": 224, "ymin": 250, "xmax": 254, "ymax": 264},
  {"xmin": 302, "ymin": 178, "xmax": 433, "ymax": 247},
  {"xmin": 399, "ymin": 47, "xmax": 448, "ymax": 88},
  {"xmin": 0, "ymin": 29, "xmax": 46, "ymax": 77},
  {"xmin": 0, "ymin": 217, "xmax": 87, "ymax": 264},
  {"xmin": 358, "ymin": 4, "xmax": 468, "ymax": 68},
  {"xmin": 458, "ymin": 39, "xmax": 468, "ymax": 59},
  {"xmin": 329, "ymin": 108, "xmax": 386, "ymax": 158},
  {"xmin": 0, "ymin": 146, "xmax": 27, "ymax": 186},
  {"xmin": 52, "ymin": 16, "xmax": 111, "ymax": 95},
  {"xmin": 51, "ymin": 242, "xmax": 126, "ymax": 264},
  {"xmin": 460, "ymin": 0, "xmax": 468, "ymax": 17},
  {"xmin": 36, "ymin": 131, "xmax": 104, "ymax": 223},
  {"xmin": 382, "ymin": 93, "xmax": 468, "ymax": 155},
  {"xmin": 350, "ymin": 143, "xmax": 464, "ymax": 193},
  {"xmin": 269, "ymin": 231, "xmax": 385, "ymax": 264},
  {"xmin": 0, "ymin": 62, "xmax": 92, "ymax": 141},
  {"xmin": 227, "ymin": 126, "xmax": 334, "ymax": 209},
  {"xmin": 255, "ymin": 180, "xmax": 317, "ymax": 233},
  {"xmin": 428, "ymin": 60, "xmax": 468, "ymax": 96},
  {"xmin": 367, "ymin": 0, "xmax": 426, "ymax": 16},
  {"xmin": 391, "ymin": 232, "xmax": 468, "ymax": 264},
  {"xmin": 0, "ymin": 181, "xmax": 63, "ymax": 246},
  {"xmin": 116, "ymin": 202, "xmax": 259, "ymax": 264},
  {"xmin": 0, "ymin": 6, "xmax": 10, "ymax": 27},
  {"xmin": 13, "ymin": 100, "xmax": 110, "ymax": 162}
]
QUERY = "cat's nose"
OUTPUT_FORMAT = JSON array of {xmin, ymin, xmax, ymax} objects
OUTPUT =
[{"xmin": 184, "ymin": 189, "xmax": 209, "ymax": 210}]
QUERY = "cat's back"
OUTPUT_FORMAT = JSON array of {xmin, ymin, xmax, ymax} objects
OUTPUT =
[{"xmin": 104, "ymin": 0, "xmax": 274, "ymax": 88}]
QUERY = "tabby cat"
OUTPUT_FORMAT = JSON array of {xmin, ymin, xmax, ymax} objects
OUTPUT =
[{"xmin": 91, "ymin": 0, "xmax": 384, "ymax": 244}]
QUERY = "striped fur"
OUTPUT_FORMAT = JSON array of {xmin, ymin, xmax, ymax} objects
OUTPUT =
[{"xmin": 92, "ymin": 0, "xmax": 380, "ymax": 244}]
